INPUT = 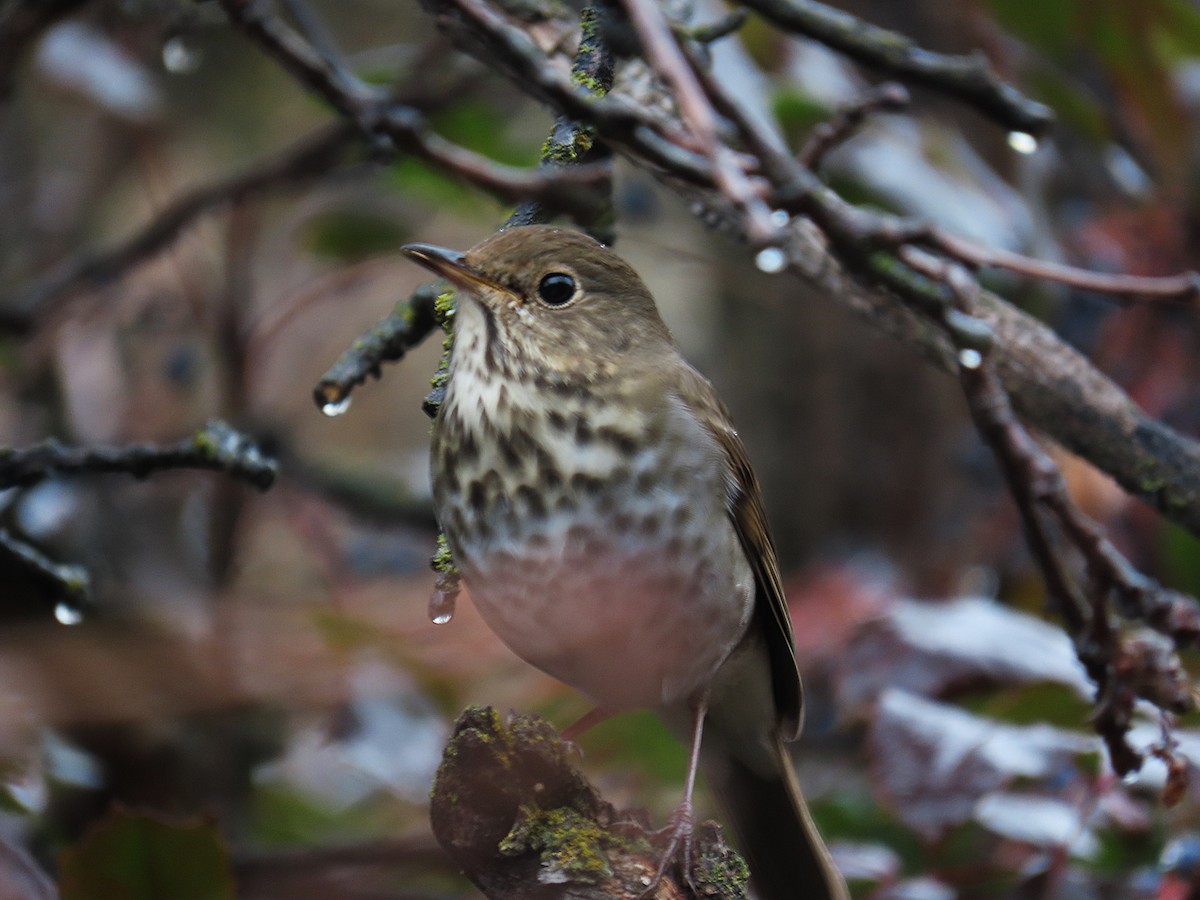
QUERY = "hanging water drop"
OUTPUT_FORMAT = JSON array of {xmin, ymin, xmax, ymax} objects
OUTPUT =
[
  {"xmin": 958, "ymin": 348, "xmax": 983, "ymax": 370},
  {"xmin": 1006, "ymin": 131, "xmax": 1038, "ymax": 155},
  {"xmin": 769, "ymin": 209, "xmax": 790, "ymax": 228},
  {"xmin": 54, "ymin": 602, "xmax": 83, "ymax": 626},
  {"xmin": 754, "ymin": 247, "xmax": 787, "ymax": 274},
  {"xmin": 321, "ymin": 396, "xmax": 352, "ymax": 417},
  {"xmin": 428, "ymin": 587, "xmax": 456, "ymax": 625},
  {"xmin": 162, "ymin": 36, "xmax": 201, "ymax": 74}
]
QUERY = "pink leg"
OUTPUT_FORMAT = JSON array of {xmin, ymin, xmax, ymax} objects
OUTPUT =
[
  {"xmin": 562, "ymin": 706, "xmax": 616, "ymax": 743},
  {"xmin": 643, "ymin": 695, "xmax": 707, "ymax": 896}
]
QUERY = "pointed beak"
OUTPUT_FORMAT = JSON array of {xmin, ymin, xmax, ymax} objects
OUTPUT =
[{"xmin": 401, "ymin": 242, "xmax": 507, "ymax": 295}]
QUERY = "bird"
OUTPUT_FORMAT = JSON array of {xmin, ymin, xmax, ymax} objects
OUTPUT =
[{"xmin": 403, "ymin": 224, "xmax": 848, "ymax": 900}]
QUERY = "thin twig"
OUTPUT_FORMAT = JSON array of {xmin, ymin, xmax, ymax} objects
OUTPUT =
[
  {"xmin": 736, "ymin": 0, "xmax": 1055, "ymax": 137},
  {"xmin": 389, "ymin": 107, "xmax": 610, "ymax": 217},
  {"xmin": 2, "ymin": 124, "xmax": 359, "ymax": 332},
  {"xmin": 798, "ymin": 81, "xmax": 910, "ymax": 169},
  {"xmin": 216, "ymin": 0, "xmax": 612, "ymax": 220},
  {"xmin": 279, "ymin": 0, "xmax": 346, "ymax": 73},
  {"xmin": 312, "ymin": 284, "xmax": 442, "ymax": 412},
  {"xmin": 0, "ymin": 420, "xmax": 277, "ymax": 491},
  {"xmin": 216, "ymin": 0, "xmax": 382, "ymax": 131},
  {"xmin": 620, "ymin": 0, "xmax": 778, "ymax": 245},
  {"xmin": 928, "ymin": 229, "xmax": 1200, "ymax": 302},
  {"xmin": 0, "ymin": 529, "xmax": 90, "ymax": 606},
  {"xmin": 507, "ymin": 0, "xmax": 617, "ymax": 241}
]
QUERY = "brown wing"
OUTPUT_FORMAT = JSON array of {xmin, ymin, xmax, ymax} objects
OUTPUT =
[{"xmin": 671, "ymin": 365, "xmax": 804, "ymax": 740}]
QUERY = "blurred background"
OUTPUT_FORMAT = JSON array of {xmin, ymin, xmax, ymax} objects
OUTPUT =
[{"xmin": 3, "ymin": 0, "xmax": 1200, "ymax": 897}]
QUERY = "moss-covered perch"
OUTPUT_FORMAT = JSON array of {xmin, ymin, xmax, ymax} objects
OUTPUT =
[{"xmin": 430, "ymin": 707, "xmax": 750, "ymax": 899}]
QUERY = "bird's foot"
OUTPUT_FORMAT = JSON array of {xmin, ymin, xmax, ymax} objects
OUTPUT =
[{"xmin": 640, "ymin": 798, "xmax": 696, "ymax": 898}]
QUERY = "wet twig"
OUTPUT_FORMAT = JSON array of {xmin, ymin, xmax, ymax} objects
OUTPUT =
[
  {"xmin": 735, "ymin": 0, "xmax": 1055, "ymax": 137},
  {"xmin": 798, "ymin": 81, "xmax": 910, "ymax": 169},
  {"xmin": 0, "ymin": 420, "xmax": 277, "ymax": 491},
  {"xmin": 311, "ymin": 284, "xmax": 442, "ymax": 413},
  {"xmin": 0, "ymin": 529, "xmax": 90, "ymax": 607},
  {"xmin": 898, "ymin": 249, "xmax": 1198, "ymax": 778}
]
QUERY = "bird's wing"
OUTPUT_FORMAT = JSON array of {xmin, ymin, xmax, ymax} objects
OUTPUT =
[{"xmin": 670, "ymin": 364, "xmax": 804, "ymax": 739}]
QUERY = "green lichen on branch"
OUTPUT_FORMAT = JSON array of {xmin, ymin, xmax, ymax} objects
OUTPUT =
[
  {"xmin": 430, "ymin": 706, "xmax": 743, "ymax": 897},
  {"xmin": 423, "ymin": 286, "xmax": 457, "ymax": 418},
  {"xmin": 500, "ymin": 804, "xmax": 614, "ymax": 882},
  {"xmin": 432, "ymin": 531, "xmax": 456, "ymax": 576},
  {"xmin": 430, "ymin": 530, "xmax": 461, "ymax": 625},
  {"xmin": 506, "ymin": 2, "xmax": 615, "ymax": 240},
  {"xmin": 689, "ymin": 822, "xmax": 751, "ymax": 897}
]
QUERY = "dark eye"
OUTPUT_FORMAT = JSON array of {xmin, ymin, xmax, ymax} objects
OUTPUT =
[{"xmin": 537, "ymin": 272, "xmax": 576, "ymax": 306}]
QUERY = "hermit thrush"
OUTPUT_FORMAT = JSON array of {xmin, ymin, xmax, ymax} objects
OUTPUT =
[{"xmin": 403, "ymin": 225, "xmax": 847, "ymax": 900}]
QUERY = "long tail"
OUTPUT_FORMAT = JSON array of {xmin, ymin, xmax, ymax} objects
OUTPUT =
[{"xmin": 709, "ymin": 733, "xmax": 848, "ymax": 900}]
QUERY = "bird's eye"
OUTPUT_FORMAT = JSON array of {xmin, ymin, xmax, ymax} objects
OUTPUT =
[{"xmin": 537, "ymin": 272, "xmax": 576, "ymax": 307}]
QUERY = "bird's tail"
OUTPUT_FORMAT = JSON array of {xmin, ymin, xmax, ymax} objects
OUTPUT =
[{"xmin": 708, "ymin": 733, "xmax": 848, "ymax": 900}]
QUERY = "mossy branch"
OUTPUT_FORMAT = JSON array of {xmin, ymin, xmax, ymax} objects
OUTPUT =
[{"xmin": 430, "ymin": 707, "xmax": 749, "ymax": 899}]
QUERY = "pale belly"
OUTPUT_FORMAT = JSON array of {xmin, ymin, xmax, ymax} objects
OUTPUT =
[{"xmin": 456, "ymin": 500, "xmax": 755, "ymax": 711}]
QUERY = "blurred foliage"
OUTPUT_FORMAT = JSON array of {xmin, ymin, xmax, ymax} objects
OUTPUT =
[
  {"xmin": 58, "ymin": 811, "xmax": 234, "ymax": 900},
  {"xmin": 305, "ymin": 211, "xmax": 411, "ymax": 262},
  {"xmin": 988, "ymin": 0, "xmax": 1200, "ymax": 172}
]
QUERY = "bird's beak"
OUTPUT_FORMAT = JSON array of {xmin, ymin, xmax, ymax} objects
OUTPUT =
[{"xmin": 402, "ymin": 243, "xmax": 508, "ymax": 296}]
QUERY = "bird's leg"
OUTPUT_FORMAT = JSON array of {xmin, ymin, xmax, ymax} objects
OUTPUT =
[
  {"xmin": 562, "ymin": 706, "xmax": 615, "ymax": 743},
  {"xmin": 642, "ymin": 694, "xmax": 708, "ymax": 897}
]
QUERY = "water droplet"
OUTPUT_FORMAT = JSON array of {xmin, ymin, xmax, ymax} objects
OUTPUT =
[
  {"xmin": 769, "ymin": 209, "xmax": 790, "ymax": 227},
  {"xmin": 754, "ymin": 247, "xmax": 787, "ymax": 274},
  {"xmin": 429, "ymin": 587, "xmax": 456, "ymax": 625},
  {"xmin": 1007, "ymin": 131, "xmax": 1038, "ymax": 155},
  {"xmin": 321, "ymin": 396, "xmax": 352, "ymax": 417},
  {"xmin": 54, "ymin": 602, "xmax": 83, "ymax": 626},
  {"xmin": 161, "ymin": 36, "xmax": 201, "ymax": 74},
  {"xmin": 958, "ymin": 348, "xmax": 983, "ymax": 370}
]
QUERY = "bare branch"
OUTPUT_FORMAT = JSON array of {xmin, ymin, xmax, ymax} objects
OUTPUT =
[
  {"xmin": 798, "ymin": 81, "xmax": 910, "ymax": 169},
  {"xmin": 507, "ymin": 0, "xmax": 617, "ymax": 241},
  {"xmin": 0, "ymin": 529, "xmax": 89, "ymax": 607},
  {"xmin": 736, "ymin": 0, "xmax": 1055, "ymax": 137},
  {"xmin": 312, "ymin": 284, "xmax": 441, "ymax": 413},
  {"xmin": 928, "ymin": 229, "xmax": 1200, "ymax": 302},
  {"xmin": 390, "ymin": 107, "xmax": 610, "ymax": 217},
  {"xmin": 0, "ymin": 420, "xmax": 277, "ymax": 491},
  {"xmin": 620, "ymin": 0, "xmax": 778, "ymax": 245},
  {"xmin": 896, "ymin": 248, "xmax": 1198, "ymax": 779},
  {"xmin": 215, "ymin": 0, "xmax": 383, "ymax": 131},
  {"xmin": 2, "ymin": 123, "xmax": 359, "ymax": 332}
]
